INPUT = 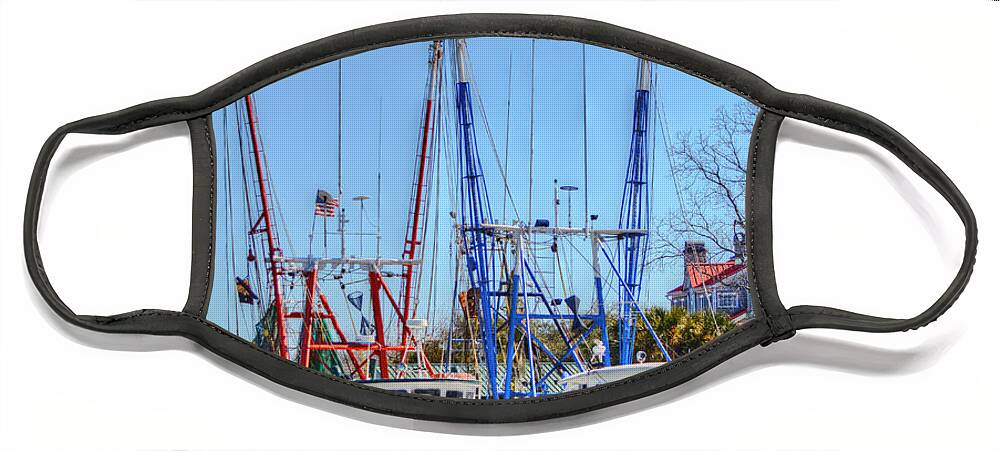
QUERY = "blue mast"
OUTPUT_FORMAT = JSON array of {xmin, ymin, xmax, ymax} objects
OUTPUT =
[
  {"xmin": 617, "ymin": 59, "xmax": 653, "ymax": 365},
  {"xmin": 453, "ymin": 39, "xmax": 500, "ymax": 399}
]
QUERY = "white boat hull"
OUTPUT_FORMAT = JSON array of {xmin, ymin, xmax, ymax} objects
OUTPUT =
[
  {"xmin": 357, "ymin": 377, "xmax": 480, "ymax": 399},
  {"xmin": 558, "ymin": 363, "xmax": 664, "ymax": 391}
]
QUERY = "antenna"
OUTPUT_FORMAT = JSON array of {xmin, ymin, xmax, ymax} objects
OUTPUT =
[
  {"xmin": 338, "ymin": 60, "xmax": 346, "ymax": 261},
  {"xmin": 377, "ymin": 97, "xmax": 383, "ymax": 256},
  {"xmin": 553, "ymin": 179, "xmax": 560, "ymax": 228},
  {"xmin": 559, "ymin": 185, "xmax": 579, "ymax": 228}
]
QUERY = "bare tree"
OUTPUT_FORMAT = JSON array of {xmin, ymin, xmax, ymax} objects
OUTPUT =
[{"xmin": 650, "ymin": 102, "xmax": 756, "ymax": 266}]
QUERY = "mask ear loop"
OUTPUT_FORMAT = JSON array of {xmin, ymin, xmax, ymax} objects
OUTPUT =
[
  {"xmin": 776, "ymin": 104, "xmax": 978, "ymax": 333},
  {"xmin": 24, "ymin": 111, "xmax": 204, "ymax": 336}
]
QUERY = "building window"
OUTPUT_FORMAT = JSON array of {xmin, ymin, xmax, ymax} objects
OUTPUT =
[
  {"xmin": 717, "ymin": 291, "xmax": 739, "ymax": 309},
  {"xmin": 414, "ymin": 389, "xmax": 441, "ymax": 397},
  {"xmin": 695, "ymin": 294, "xmax": 708, "ymax": 312}
]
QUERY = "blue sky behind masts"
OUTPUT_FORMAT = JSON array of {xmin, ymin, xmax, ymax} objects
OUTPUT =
[{"xmin": 209, "ymin": 37, "xmax": 755, "ymax": 342}]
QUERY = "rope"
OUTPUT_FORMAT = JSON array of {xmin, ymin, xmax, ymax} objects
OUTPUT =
[
  {"xmin": 338, "ymin": 60, "xmax": 344, "ymax": 259},
  {"xmin": 581, "ymin": 43, "xmax": 591, "ymax": 229},
  {"xmin": 466, "ymin": 47, "xmax": 522, "ymax": 223},
  {"xmin": 221, "ymin": 105, "xmax": 235, "ymax": 334},
  {"xmin": 528, "ymin": 39, "xmax": 536, "ymax": 223},
  {"xmin": 645, "ymin": 69, "xmax": 659, "ymax": 309},
  {"xmin": 501, "ymin": 50, "xmax": 514, "ymax": 225},
  {"xmin": 655, "ymin": 68, "xmax": 722, "ymax": 335}
]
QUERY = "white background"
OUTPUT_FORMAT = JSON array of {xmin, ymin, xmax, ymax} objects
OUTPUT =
[{"xmin": 1, "ymin": 1, "xmax": 997, "ymax": 450}]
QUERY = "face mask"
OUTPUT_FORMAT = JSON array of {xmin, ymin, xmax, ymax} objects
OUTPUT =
[{"xmin": 25, "ymin": 14, "xmax": 977, "ymax": 424}]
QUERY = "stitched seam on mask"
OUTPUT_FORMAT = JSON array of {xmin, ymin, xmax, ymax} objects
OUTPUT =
[
  {"xmin": 107, "ymin": 309, "xmax": 761, "ymax": 406},
  {"xmin": 200, "ymin": 119, "xmax": 215, "ymax": 318},
  {"xmin": 747, "ymin": 111, "xmax": 779, "ymax": 339},
  {"xmin": 785, "ymin": 310, "xmax": 873, "ymax": 319}
]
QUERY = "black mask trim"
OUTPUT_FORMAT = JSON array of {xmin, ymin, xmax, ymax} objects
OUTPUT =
[{"xmin": 24, "ymin": 13, "xmax": 977, "ymax": 423}]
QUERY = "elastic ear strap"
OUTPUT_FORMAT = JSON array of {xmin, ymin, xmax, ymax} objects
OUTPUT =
[
  {"xmin": 777, "ymin": 102, "xmax": 978, "ymax": 333},
  {"xmin": 24, "ymin": 119, "xmax": 189, "ymax": 335}
]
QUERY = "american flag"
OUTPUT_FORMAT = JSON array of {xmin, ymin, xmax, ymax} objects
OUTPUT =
[{"xmin": 314, "ymin": 190, "xmax": 339, "ymax": 217}]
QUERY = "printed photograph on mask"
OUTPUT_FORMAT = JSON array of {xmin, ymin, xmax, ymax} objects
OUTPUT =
[{"xmin": 206, "ymin": 37, "xmax": 758, "ymax": 399}]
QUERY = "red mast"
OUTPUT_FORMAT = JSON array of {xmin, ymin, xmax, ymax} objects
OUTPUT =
[
  {"xmin": 298, "ymin": 266, "xmax": 318, "ymax": 367},
  {"xmin": 245, "ymin": 95, "xmax": 419, "ymax": 380},
  {"xmin": 368, "ymin": 273, "xmax": 391, "ymax": 378},
  {"xmin": 244, "ymin": 94, "xmax": 289, "ymax": 360},
  {"xmin": 400, "ymin": 40, "xmax": 443, "ymax": 349},
  {"xmin": 242, "ymin": 47, "xmax": 445, "ymax": 380}
]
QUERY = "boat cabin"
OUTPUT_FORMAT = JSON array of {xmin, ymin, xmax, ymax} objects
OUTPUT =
[{"xmin": 357, "ymin": 377, "xmax": 480, "ymax": 399}]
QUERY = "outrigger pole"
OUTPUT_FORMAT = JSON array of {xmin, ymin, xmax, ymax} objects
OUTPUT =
[
  {"xmin": 617, "ymin": 59, "xmax": 653, "ymax": 365},
  {"xmin": 453, "ymin": 38, "xmax": 501, "ymax": 398},
  {"xmin": 244, "ymin": 94, "xmax": 366, "ymax": 376},
  {"xmin": 453, "ymin": 42, "xmax": 661, "ymax": 398},
  {"xmin": 400, "ymin": 40, "xmax": 444, "ymax": 353},
  {"xmin": 245, "ymin": 85, "xmax": 438, "ymax": 380},
  {"xmin": 244, "ymin": 94, "xmax": 289, "ymax": 360}
]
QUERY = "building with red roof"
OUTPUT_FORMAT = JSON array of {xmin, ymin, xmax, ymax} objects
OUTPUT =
[{"xmin": 666, "ymin": 241, "xmax": 752, "ymax": 321}]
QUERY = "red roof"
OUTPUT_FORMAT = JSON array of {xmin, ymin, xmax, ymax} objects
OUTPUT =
[{"xmin": 668, "ymin": 261, "xmax": 745, "ymax": 295}]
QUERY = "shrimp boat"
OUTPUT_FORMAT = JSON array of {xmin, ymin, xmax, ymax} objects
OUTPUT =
[
  {"xmin": 225, "ymin": 40, "xmax": 480, "ymax": 398},
  {"xmin": 216, "ymin": 37, "xmax": 735, "ymax": 400},
  {"xmin": 437, "ymin": 44, "xmax": 672, "ymax": 399}
]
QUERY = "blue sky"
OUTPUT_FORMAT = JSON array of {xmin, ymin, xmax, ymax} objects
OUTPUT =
[{"xmin": 208, "ymin": 37, "xmax": 755, "ymax": 342}]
